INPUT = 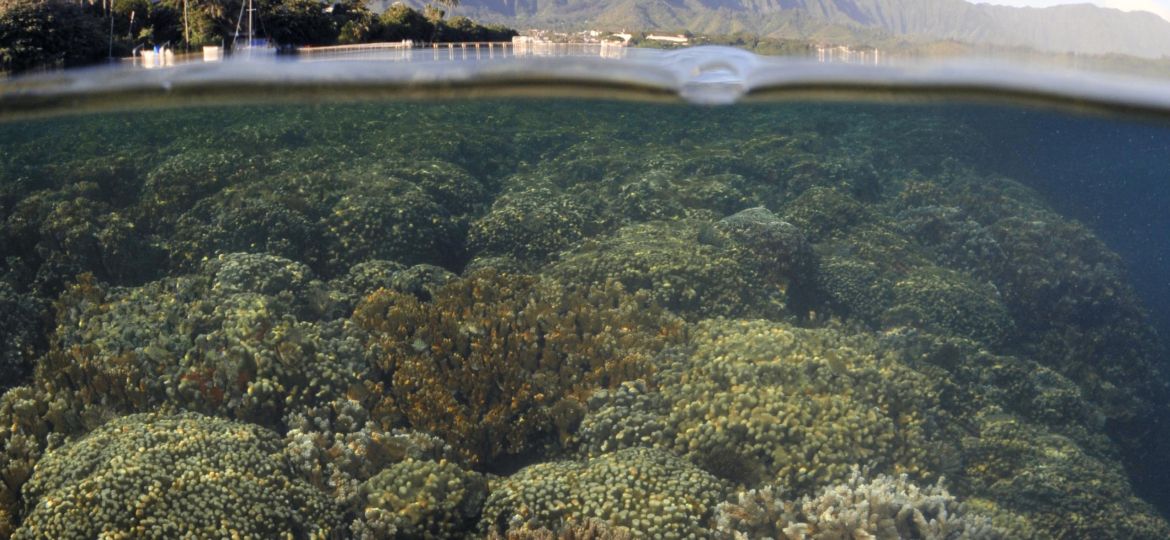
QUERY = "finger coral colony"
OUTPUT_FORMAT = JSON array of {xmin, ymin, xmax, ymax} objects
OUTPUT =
[{"xmin": 0, "ymin": 102, "xmax": 1167, "ymax": 539}]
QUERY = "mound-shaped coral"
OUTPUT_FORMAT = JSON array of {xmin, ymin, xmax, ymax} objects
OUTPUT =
[
  {"xmin": 959, "ymin": 413, "xmax": 1170, "ymax": 538},
  {"xmin": 487, "ymin": 518, "xmax": 634, "ymax": 540},
  {"xmin": 168, "ymin": 180, "xmax": 327, "ymax": 272},
  {"xmin": 888, "ymin": 170, "xmax": 1170, "ymax": 500},
  {"xmin": 353, "ymin": 458, "xmax": 487, "ymax": 539},
  {"xmin": 38, "ymin": 254, "xmax": 369, "ymax": 429},
  {"xmin": 283, "ymin": 396, "xmax": 464, "ymax": 512},
  {"xmin": 0, "ymin": 386, "xmax": 68, "ymax": 538},
  {"xmin": 817, "ymin": 225, "xmax": 1013, "ymax": 346},
  {"xmin": 780, "ymin": 186, "xmax": 873, "ymax": 243},
  {"xmin": 578, "ymin": 319, "xmax": 941, "ymax": 491},
  {"xmin": 14, "ymin": 412, "xmax": 340, "ymax": 539},
  {"xmin": 468, "ymin": 187, "xmax": 598, "ymax": 261},
  {"xmin": 550, "ymin": 210, "xmax": 816, "ymax": 321},
  {"xmin": 481, "ymin": 447, "xmax": 728, "ymax": 538},
  {"xmin": 323, "ymin": 176, "xmax": 463, "ymax": 274},
  {"xmin": 136, "ymin": 147, "xmax": 249, "ymax": 232},
  {"xmin": 3, "ymin": 189, "xmax": 164, "ymax": 293},
  {"xmin": 883, "ymin": 267, "xmax": 1013, "ymax": 346}
]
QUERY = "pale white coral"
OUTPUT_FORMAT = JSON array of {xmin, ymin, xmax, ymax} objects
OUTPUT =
[{"xmin": 714, "ymin": 466, "xmax": 1003, "ymax": 540}]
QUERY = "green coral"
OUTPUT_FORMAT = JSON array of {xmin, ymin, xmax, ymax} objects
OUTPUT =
[
  {"xmin": 1, "ymin": 100, "xmax": 1169, "ymax": 540},
  {"xmin": 890, "ymin": 170, "xmax": 1170, "ymax": 496},
  {"xmin": 4, "ymin": 189, "xmax": 164, "ymax": 292},
  {"xmin": 384, "ymin": 263, "xmax": 459, "ymax": 301},
  {"xmin": 487, "ymin": 518, "xmax": 635, "ymax": 539},
  {"xmin": 468, "ymin": 187, "xmax": 597, "ymax": 261},
  {"xmin": 330, "ymin": 258, "xmax": 406, "ymax": 294},
  {"xmin": 578, "ymin": 319, "xmax": 941, "ymax": 491},
  {"xmin": 168, "ymin": 180, "xmax": 326, "ymax": 272},
  {"xmin": 959, "ymin": 412, "xmax": 1170, "ymax": 539},
  {"xmin": 323, "ymin": 176, "xmax": 463, "ymax": 274},
  {"xmin": 137, "ymin": 147, "xmax": 251, "ymax": 232},
  {"xmin": 480, "ymin": 447, "xmax": 728, "ymax": 538},
  {"xmin": 499, "ymin": 141, "xmax": 766, "ymax": 231},
  {"xmin": 550, "ymin": 214, "xmax": 814, "ymax": 321},
  {"xmin": 14, "ymin": 412, "xmax": 341, "ymax": 539},
  {"xmin": 817, "ymin": 225, "xmax": 1013, "ymax": 346},
  {"xmin": 281, "ymin": 384, "xmax": 466, "ymax": 506},
  {"xmin": 0, "ymin": 282, "xmax": 46, "ymax": 391},
  {"xmin": 354, "ymin": 458, "xmax": 487, "ymax": 539},
  {"xmin": 0, "ymin": 386, "xmax": 71, "ymax": 538},
  {"xmin": 883, "ymin": 267, "xmax": 1013, "ymax": 346},
  {"xmin": 40, "ymin": 254, "xmax": 368, "ymax": 429},
  {"xmin": 780, "ymin": 186, "xmax": 872, "ymax": 242}
]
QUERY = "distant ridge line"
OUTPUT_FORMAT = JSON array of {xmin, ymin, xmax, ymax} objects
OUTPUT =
[{"xmin": 379, "ymin": 0, "xmax": 1170, "ymax": 58}]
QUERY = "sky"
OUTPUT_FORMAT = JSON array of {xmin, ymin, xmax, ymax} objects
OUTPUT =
[{"xmin": 969, "ymin": 0, "xmax": 1170, "ymax": 22}]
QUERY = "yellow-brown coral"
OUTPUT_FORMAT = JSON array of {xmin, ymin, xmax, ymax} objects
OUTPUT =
[{"xmin": 353, "ymin": 269, "xmax": 685, "ymax": 465}]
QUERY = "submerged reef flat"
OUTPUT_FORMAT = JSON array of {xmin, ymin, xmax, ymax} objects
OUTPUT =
[{"xmin": 1, "ymin": 101, "xmax": 1169, "ymax": 538}]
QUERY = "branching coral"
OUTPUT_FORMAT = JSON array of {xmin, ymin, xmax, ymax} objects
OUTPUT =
[
  {"xmin": 353, "ymin": 269, "xmax": 685, "ymax": 465},
  {"xmin": 713, "ymin": 466, "xmax": 1004, "ymax": 540}
]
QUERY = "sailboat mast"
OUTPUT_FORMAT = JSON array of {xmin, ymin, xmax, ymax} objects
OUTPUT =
[
  {"xmin": 248, "ymin": 0, "xmax": 253, "ymax": 47},
  {"xmin": 183, "ymin": 0, "xmax": 190, "ymax": 51}
]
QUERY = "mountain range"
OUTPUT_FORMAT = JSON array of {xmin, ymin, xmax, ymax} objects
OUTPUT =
[{"xmin": 386, "ymin": 0, "xmax": 1170, "ymax": 58}]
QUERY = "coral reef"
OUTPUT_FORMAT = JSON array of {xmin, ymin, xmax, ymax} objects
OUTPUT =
[
  {"xmin": 13, "ymin": 412, "xmax": 340, "ymax": 539},
  {"xmin": 550, "ymin": 212, "xmax": 816, "ymax": 321},
  {"xmin": 780, "ymin": 186, "xmax": 873, "ymax": 243},
  {"xmin": 817, "ymin": 224, "xmax": 1014, "ymax": 345},
  {"xmin": 480, "ymin": 447, "xmax": 728, "ymax": 538},
  {"xmin": 498, "ymin": 141, "xmax": 766, "ymax": 232},
  {"xmin": 713, "ymin": 466, "xmax": 1005, "ymax": 540},
  {"xmin": 486, "ymin": 518, "xmax": 635, "ymax": 540},
  {"xmin": 353, "ymin": 269, "xmax": 685, "ymax": 464},
  {"xmin": 0, "ymin": 282, "xmax": 46, "ymax": 391},
  {"xmin": 889, "ymin": 169, "xmax": 1170, "ymax": 499},
  {"xmin": 959, "ymin": 412, "xmax": 1170, "ymax": 538},
  {"xmin": 0, "ymin": 386, "xmax": 70, "ymax": 538},
  {"xmin": 282, "ymin": 395, "xmax": 462, "ymax": 509},
  {"xmin": 882, "ymin": 267, "xmax": 1013, "ymax": 346},
  {"xmin": 136, "ymin": 147, "xmax": 250, "ymax": 232},
  {"xmin": 0, "ymin": 101, "xmax": 1168, "ymax": 539},
  {"xmin": 167, "ymin": 179, "xmax": 327, "ymax": 272},
  {"xmin": 3, "ymin": 188, "xmax": 164, "ymax": 293},
  {"xmin": 468, "ymin": 187, "xmax": 598, "ymax": 261},
  {"xmin": 322, "ymin": 176, "xmax": 464, "ymax": 273},
  {"xmin": 38, "ymin": 253, "xmax": 369, "ymax": 429},
  {"xmin": 353, "ymin": 458, "xmax": 487, "ymax": 539},
  {"xmin": 578, "ymin": 319, "xmax": 941, "ymax": 491}
]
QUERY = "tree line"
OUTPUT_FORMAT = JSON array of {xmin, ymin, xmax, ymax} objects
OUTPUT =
[{"xmin": 0, "ymin": 0, "xmax": 517, "ymax": 73}]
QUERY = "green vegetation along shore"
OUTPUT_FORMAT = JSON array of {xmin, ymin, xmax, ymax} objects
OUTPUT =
[{"xmin": 0, "ymin": 0, "xmax": 514, "ymax": 74}]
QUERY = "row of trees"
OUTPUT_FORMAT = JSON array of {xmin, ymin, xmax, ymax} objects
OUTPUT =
[
  {"xmin": 271, "ymin": 2, "xmax": 515, "ymax": 47},
  {"xmin": 1, "ymin": 0, "xmax": 516, "ymax": 73},
  {"xmin": 0, "ymin": 0, "xmax": 107, "ymax": 72}
]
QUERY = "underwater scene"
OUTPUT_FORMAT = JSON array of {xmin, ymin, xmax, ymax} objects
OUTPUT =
[{"xmin": 0, "ymin": 98, "xmax": 1169, "ymax": 540}]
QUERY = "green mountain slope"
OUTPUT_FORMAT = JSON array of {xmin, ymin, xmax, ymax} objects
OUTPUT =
[{"xmin": 381, "ymin": 0, "xmax": 1170, "ymax": 57}]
